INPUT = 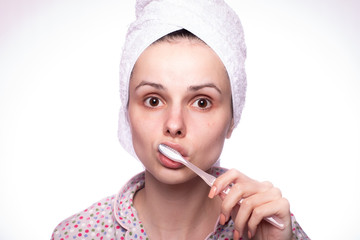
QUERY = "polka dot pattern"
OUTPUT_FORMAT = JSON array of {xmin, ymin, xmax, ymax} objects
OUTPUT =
[{"xmin": 51, "ymin": 167, "xmax": 309, "ymax": 239}]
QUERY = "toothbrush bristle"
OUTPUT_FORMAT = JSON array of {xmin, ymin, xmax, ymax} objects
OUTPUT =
[
  {"xmin": 158, "ymin": 144, "xmax": 183, "ymax": 163},
  {"xmin": 165, "ymin": 144, "xmax": 179, "ymax": 154}
]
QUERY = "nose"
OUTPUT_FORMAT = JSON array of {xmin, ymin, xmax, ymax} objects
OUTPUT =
[{"xmin": 163, "ymin": 106, "xmax": 186, "ymax": 138}]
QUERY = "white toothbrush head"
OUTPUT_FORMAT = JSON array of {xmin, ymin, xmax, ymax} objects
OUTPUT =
[{"xmin": 158, "ymin": 144, "xmax": 186, "ymax": 164}]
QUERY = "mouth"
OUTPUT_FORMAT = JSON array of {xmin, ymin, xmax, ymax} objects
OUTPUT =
[
  {"xmin": 158, "ymin": 152, "xmax": 184, "ymax": 169},
  {"xmin": 157, "ymin": 142, "xmax": 188, "ymax": 169},
  {"xmin": 160, "ymin": 142, "xmax": 188, "ymax": 157}
]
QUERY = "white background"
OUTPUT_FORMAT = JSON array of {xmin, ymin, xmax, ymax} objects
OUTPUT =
[{"xmin": 0, "ymin": 0, "xmax": 359, "ymax": 239}]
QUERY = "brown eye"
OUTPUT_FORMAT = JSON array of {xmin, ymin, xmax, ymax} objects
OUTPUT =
[
  {"xmin": 144, "ymin": 97, "xmax": 164, "ymax": 108},
  {"xmin": 192, "ymin": 98, "xmax": 212, "ymax": 110},
  {"xmin": 198, "ymin": 99, "xmax": 208, "ymax": 108},
  {"xmin": 149, "ymin": 97, "xmax": 159, "ymax": 106}
]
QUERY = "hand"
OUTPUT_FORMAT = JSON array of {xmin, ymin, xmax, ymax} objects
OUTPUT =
[{"xmin": 208, "ymin": 169, "xmax": 293, "ymax": 240}]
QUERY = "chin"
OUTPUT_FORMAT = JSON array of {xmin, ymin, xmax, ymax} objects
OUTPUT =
[{"xmin": 148, "ymin": 167, "xmax": 198, "ymax": 185}]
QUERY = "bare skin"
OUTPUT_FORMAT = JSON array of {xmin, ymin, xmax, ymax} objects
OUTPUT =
[{"xmin": 128, "ymin": 38, "xmax": 292, "ymax": 240}]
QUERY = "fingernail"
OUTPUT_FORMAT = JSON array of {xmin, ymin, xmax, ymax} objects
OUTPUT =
[
  {"xmin": 219, "ymin": 213, "xmax": 226, "ymax": 225},
  {"xmin": 248, "ymin": 230, "xmax": 252, "ymax": 239},
  {"xmin": 233, "ymin": 230, "xmax": 240, "ymax": 240},
  {"xmin": 208, "ymin": 186, "xmax": 217, "ymax": 199}
]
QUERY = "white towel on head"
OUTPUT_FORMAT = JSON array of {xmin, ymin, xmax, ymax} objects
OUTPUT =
[{"xmin": 118, "ymin": 0, "xmax": 247, "ymax": 158}]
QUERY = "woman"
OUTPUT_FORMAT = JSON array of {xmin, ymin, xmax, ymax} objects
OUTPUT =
[{"xmin": 52, "ymin": 0, "xmax": 309, "ymax": 239}]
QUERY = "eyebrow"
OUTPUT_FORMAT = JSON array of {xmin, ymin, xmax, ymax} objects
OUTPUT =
[
  {"xmin": 135, "ymin": 81, "xmax": 166, "ymax": 91},
  {"xmin": 188, "ymin": 83, "xmax": 222, "ymax": 94},
  {"xmin": 134, "ymin": 81, "xmax": 221, "ymax": 94}
]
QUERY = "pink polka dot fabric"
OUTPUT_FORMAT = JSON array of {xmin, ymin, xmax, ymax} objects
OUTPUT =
[{"xmin": 51, "ymin": 167, "xmax": 309, "ymax": 240}]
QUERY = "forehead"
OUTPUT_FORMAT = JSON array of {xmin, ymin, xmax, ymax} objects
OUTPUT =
[{"xmin": 131, "ymin": 39, "xmax": 229, "ymax": 87}]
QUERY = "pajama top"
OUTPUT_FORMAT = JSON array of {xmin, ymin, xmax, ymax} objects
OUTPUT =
[{"xmin": 51, "ymin": 167, "xmax": 309, "ymax": 240}]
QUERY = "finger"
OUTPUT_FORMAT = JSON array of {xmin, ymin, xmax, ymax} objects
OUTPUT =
[
  {"xmin": 261, "ymin": 180, "xmax": 274, "ymax": 189},
  {"xmin": 216, "ymin": 180, "xmax": 276, "ymax": 216},
  {"xmin": 212, "ymin": 168, "xmax": 246, "ymax": 194},
  {"xmin": 219, "ymin": 182, "xmax": 243, "ymax": 223},
  {"xmin": 215, "ymin": 180, "xmax": 276, "ymax": 224},
  {"xmin": 232, "ymin": 187, "xmax": 282, "ymax": 237},
  {"xmin": 211, "ymin": 169, "xmax": 272, "ymax": 199},
  {"xmin": 233, "ymin": 229, "xmax": 241, "ymax": 240},
  {"xmin": 247, "ymin": 197, "xmax": 291, "ymax": 238}
]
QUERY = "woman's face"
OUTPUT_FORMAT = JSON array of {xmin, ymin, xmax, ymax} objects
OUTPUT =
[{"xmin": 128, "ymin": 38, "xmax": 233, "ymax": 184}]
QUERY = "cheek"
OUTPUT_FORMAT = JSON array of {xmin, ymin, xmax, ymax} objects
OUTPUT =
[
  {"xmin": 206, "ymin": 121, "xmax": 219, "ymax": 129},
  {"xmin": 128, "ymin": 106, "xmax": 163, "ymax": 149},
  {"xmin": 128, "ymin": 108, "xmax": 153, "ymax": 162},
  {"xmin": 202, "ymin": 122, "xmax": 229, "ymax": 145},
  {"xmin": 190, "ymin": 115, "xmax": 231, "ymax": 154},
  {"xmin": 199, "ymin": 112, "xmax": 232, "ymax": 138}
]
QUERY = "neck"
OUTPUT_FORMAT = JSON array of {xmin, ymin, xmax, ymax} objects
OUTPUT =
[{"xmin": 134, "ymin": 170, "xmax": 221, "ymax": 240}]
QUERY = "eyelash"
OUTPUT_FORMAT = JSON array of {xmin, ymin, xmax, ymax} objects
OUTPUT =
[
  {"xmin": 143, "ymin": 95, "xmax": 213, "ymax": 111},
  {"xmin": 144, "ymin": 96, "xmax": 164, "ymax": 108},
  {"xmin": 191, "ymin": 97, "xmax": 212, "ymax": 110}
]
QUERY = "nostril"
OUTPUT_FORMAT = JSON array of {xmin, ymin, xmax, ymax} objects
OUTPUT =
[{"xmin": 165, "ymin": 129, "xmax": 183, "ymax": 137}]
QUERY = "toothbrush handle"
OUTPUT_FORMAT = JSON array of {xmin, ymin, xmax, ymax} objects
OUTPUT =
[{"xmin": 221, "ymin": 186, "xmax": 285, "ymax": 230}]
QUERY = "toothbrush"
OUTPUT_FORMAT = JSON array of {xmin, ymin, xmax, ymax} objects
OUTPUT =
[{"xmin": 158, "ymin": 143, "xmax": 285, "ymax": 230}]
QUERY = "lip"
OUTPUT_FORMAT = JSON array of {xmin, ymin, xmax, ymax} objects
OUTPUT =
[
  {"xmin": 158, "ymin": 152, "xmax": 184, "ymax": 169},
  {"xmin": 157, "ymin": 142, "xmax": 189, "ymax": 169},
  {"xmin": 160, "ymin": 142, "xmax": 189, "ymax": 157}
]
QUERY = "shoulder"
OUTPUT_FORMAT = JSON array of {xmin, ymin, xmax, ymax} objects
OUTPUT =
[
  {"xmin": 210, "ymin": 166, "xmax": 228, "ymax": 176},
  {"xmin": 291, "ymin": 213, "xmax": 310, "ymax": 239},
  {"xmin": 51, "ymin": 195, "xmax": 118, "ymax": 240},
  {"xmin": 51, "ymin": 172, "xmax": 146, "ymax": 240}
]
